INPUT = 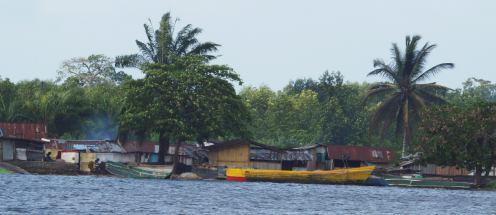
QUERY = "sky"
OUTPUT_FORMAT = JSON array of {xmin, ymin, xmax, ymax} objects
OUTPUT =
[{"xmin": 0, "ymin": 0, "xmax": 495, "ymax": 90}]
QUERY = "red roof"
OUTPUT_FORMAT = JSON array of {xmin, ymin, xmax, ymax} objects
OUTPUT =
[
  {"xmin": 327, "ymin": 145, "xmax": 394, "ymax": 163},
  {"xmin": 0, "ymin": 122, "xmax": 47, "ymax": 140}
]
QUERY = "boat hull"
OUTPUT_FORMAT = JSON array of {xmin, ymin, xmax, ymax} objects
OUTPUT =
[
  {"xmin": 105, "ymin": 162, "xmax": 172, "ymax": 179},
  {"xmin": 385, "ymin": 178, "xmax": 472, "ymax": 189},
  {"xmin": 226, "ymin": 166, "xmax": 375, "ymax": 184}
]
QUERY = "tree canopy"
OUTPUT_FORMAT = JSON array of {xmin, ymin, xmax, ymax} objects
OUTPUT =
[{"xmin": 416, "ymin": 101, "xmax": 496, "ymax": 185}]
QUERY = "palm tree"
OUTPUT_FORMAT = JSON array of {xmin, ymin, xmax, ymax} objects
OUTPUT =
[
  {"xmin": 365, "ymin": 35, "xmax": 454, "ymax": 157},
  {"xmin": 115, "ymin": 12, "xmax": 220, "ymax": 68}
]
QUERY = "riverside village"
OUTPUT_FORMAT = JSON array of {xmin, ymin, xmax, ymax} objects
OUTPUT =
[
  {"xmin": 0, "ymin": 121, "xmax": 492, "ymax": 188},
  {"xmin": 2, "ymin": 1, "xmax": 496, "ymax": 214}
]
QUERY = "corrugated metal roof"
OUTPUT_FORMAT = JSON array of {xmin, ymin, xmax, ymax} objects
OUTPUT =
[
  {"xmin": 48, "ymin": 140, "xmax": 126, "ymax": 153},
  {"xmin": 122, "ymin": 141, "xmax": 157, "ymax": 153},
  {"xmin": 208, "ymin": 139, "xmax": 313, "ymax": 161},
  {"xmin": 327, "ymin": 145, "xmax": 394, "ymax": 163},
  {"xmin": 122, "ymin": 141, "xmax": 208, "ymax": 162},
  {"xmin": 0, "ymin": 123, "xmax": 47, "ymax": 140},
  {"xmin": 250, "ymin": 147, "xmax": 313, "ymax": 161}
]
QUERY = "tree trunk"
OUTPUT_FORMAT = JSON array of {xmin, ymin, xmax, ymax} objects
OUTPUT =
[
  {"xmin": 158, "ymin": 133, "xmax": 169, "ymax": 164},
  {"xmin": 474, "ymin": 164, "xmax": 483, "ymax": 187},
  {"xmin": 401, "ymin": 99, "xmax": 411, "ymax": 158},
  {"xmin": 171, "ymin": 140, "xmax": 182, "ymax": 175}
]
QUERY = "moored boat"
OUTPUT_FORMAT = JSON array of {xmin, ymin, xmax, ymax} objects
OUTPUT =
[
  {"xmin": 226, "ymin": 166, "xmax": 375, "ymax": 184},
  {"xmin": 105, "ymin": 161, "xmax": 172, "ymax": 179},
  {"xmin": 385, "ymin": 176, "xmax": 472, "ymax": 189}
]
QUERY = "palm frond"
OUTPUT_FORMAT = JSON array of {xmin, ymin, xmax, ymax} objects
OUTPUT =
[
  {"xmin": 391, "ymin": 43, "xmax": 403, "ymax": 72},
  {"xmin": 176, "ymin": 27, "xmax": 202, "ymax": 55},
  {"xmin": 368, "ymin": 59, "xmax": 399, "ymax": 83},
  {"xmin": 411, "ymin": 43, "xmax": 437, "ymax": 78},
  {"xmin": 173, "ymin": 24, "xmax": 193, "ymax": 54},
  {"xmin": 364, "ymin": 83, "xmax": 397, "ymax": 103},
  {"xmin": 414, "ymin": 89, "xmax": 447, "ymax": 104},
  {"xmin": 115, "ymin": 54, "xmax": 142, "ymax": 68},
  {"xmin": 190, "ymin": 42, "xmax": 220, "ymax": 55},
  {"xmin": 143, "ymin": 23, "xmax": 156, "ymax": 54},
  {"xmin": 136, "ymin": 40, "xmax": 156, "ymax": 62},
  {"xmin": 415, "ymin": 83, "xmax": 451, "ymax": 92},
  {"xmin": 369, "ymin": 93, "xmax": 402, "ymax": 135},
  {"xmin": 413, "ymin": 63, "xmax": 454, "ymax": 83},
  {"xmin": 402, "ymin": 35, "xmax": 422, "ymax": 80}
]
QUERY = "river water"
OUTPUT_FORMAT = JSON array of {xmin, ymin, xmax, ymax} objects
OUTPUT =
[{"xmin": 0, "ymin": 174, "xmax": 494, "ymax": 215}]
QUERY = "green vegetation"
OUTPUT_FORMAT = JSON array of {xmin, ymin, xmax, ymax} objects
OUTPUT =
[
  {"xmin": 416, "ymin": 82, "xmax": 496, "ymax": 186},
  {"xmin": 484, "ymin": 180, "xmax": 496, "ymax": 189}
]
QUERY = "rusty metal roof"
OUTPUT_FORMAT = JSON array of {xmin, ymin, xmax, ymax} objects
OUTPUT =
[
  {"xmin": 122, "ymin": 141, "xmax": 158, "ymax": 153},
  {"xmin": 0, "ymin": 122, "xmax": 47, "ymax": 140},
  {"xmin": 327, "ymin": 145, "xmax": 394, "ymax": 163},
  {"xmin": 48, "ymin": 139, "xmax": 126, "ymax": 153}
]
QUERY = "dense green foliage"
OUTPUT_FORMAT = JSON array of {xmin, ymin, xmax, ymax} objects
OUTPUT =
[
  {"xmin": 240, "ymin": 71, "xmax": 388, "ymax": 148},
  {"xmin": 365, "ymin": 35, "xmax": 454, "ymax": 156},
  {"xmin": 416, "ymin": 101, "xmax": 496, "ymax": 185},
  {"xmin": 0, "ymin": 76, "xmax": 123, "ymax": 139},
  {"xmin": 119, "ymin": 56, "xmax": 248, "ymax": 143}
]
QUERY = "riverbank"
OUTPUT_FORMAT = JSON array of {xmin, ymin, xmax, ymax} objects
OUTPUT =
[
  {"xmin": 5, "ymin": 161, "xmax": 80, "ymax": 175},
  {"xmin": 0, "ymin": 162, "xmax": 28, "ymax": 174}
]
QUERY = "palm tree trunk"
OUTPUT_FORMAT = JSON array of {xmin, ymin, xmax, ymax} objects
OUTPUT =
[{"xmin": 402, "ymin": 99, "xmax": 410, "ymax": 158}]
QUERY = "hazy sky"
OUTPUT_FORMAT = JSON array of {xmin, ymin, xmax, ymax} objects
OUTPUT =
[{"xmin": 0, "ymin": 0, "xmax": 494, "ymax": 90}]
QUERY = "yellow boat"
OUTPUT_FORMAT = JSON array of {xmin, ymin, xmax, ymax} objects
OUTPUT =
[{"xmin": 226, "ymin": 166, "xmax": 375, "ymax": 184}]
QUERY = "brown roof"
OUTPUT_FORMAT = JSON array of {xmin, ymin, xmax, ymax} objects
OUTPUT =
[
  {"xmin": 0, "ymin": 122, "xmax": 47, "ymax": 140},
  {"xmin": 327, "ymin": 145, "xmax": 394, "ymax": 163},
  {"xmin": 122, "ymin": 141, "xmax": 157, "ymax": 153}
]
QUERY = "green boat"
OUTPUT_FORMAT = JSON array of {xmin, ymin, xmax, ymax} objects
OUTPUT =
[
  {"xmin": 385, "ymin": 176, "xmax": 472, "ymax": 189},
  {"xmin": 0, "ymin": 167, "xmax": 12, "ymax": 174},
  {"xmin": 105, "ymin": 162, "xmax": 172, "ymax": 179}
]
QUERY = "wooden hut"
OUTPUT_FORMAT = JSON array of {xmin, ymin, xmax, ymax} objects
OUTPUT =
[
  {"xmin": 0, "ymin": 122, "xmax": 48, "ymax": 161},
  {"xmin": 206, "ymin": 139, "xmax": 312, "ymax": 170}
]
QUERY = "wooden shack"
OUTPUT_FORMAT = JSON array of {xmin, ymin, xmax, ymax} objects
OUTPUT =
[
  {"xmin": 0, "ymin": 122, "xmax": 48, "ymax": 161},
  {"xmin": 207, "ymin": 139, "xmax": 312, "ymax": 170}
]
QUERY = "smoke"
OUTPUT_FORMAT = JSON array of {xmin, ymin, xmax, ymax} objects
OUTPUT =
[{"xmin": 81, "ymin": 114, "xmax": 118, "ymax": 140}]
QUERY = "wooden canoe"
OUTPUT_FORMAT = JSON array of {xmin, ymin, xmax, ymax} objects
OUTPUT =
[
  {"xmin": 226, "ymin": 166, "xmax": 375, "ymax": 184},
  {"xmin": 385, "ymin": 177, "xmax": 472, "ymax": 189},
  {"xmin": 105, "ymin": 162, "xmax": 172, "ymax": 179}
]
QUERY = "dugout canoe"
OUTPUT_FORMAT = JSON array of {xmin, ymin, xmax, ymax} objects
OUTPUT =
[
  {"xmin": 105, "ymin": 161, "xmax": 172, "ymax": 179},
  {"xmin": 226, "ymin": 166, "xmax": 375, "ymax": 184}
]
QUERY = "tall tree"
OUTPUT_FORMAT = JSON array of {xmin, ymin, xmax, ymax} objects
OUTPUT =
[
  {"xmin": 365, "ymin": 35, "xmax": 454, "ymax": 157},
  {"xmin": 57, "ymin": 54, "xmax": 130, "ymax": 87},
  {"xmin": 119, "ymin": 57, "xmax": 247, "ymax": 166},
  {"xmin": 417, "ymin": 101, "xmax": 496, "ymax": 186},
  {"xmin": 115, "ymin": 12, "xmax": 220, "ymax": 68}
]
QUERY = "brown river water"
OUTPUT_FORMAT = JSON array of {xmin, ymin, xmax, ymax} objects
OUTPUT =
[{"xmin": 0, "ymin": 174, "xmax": 494, "ymax": 214}]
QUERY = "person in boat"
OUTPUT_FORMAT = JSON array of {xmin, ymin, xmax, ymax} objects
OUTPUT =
[
  {"xmin": 44, "ymin": 152, "xmax": 53, "ymax": 162},
  {"xmin": 88, "ymin": 159, "xmax": 96, "ymax": 173}
]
